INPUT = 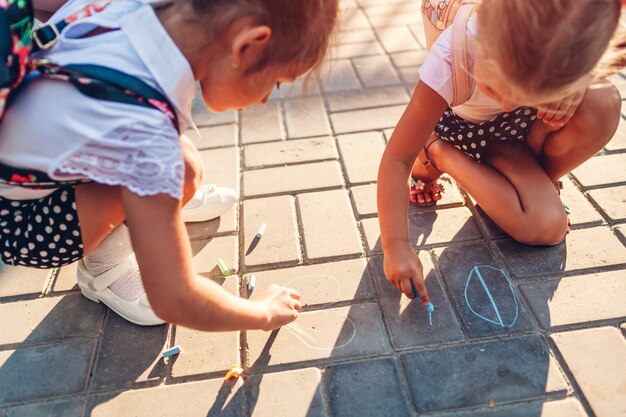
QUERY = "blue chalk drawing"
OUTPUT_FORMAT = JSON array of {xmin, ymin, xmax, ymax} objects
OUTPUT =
[{"xmin": 464, "ymin": 265, "xmax": 519, "ymax": 328}]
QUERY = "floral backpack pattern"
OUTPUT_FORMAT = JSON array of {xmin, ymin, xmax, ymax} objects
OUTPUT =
[{"xmin": 0, "ymin": 0, "xmax": 34, "ymax": 118}]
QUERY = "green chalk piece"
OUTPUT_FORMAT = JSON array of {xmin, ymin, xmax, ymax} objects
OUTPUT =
[{"xmin": 217, "ymin": 258, "xmax": 230, "ymax": 276}]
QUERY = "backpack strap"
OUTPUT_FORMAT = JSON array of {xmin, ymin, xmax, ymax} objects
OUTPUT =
[
  {"xmin": 32, "ymin": 0, "xmax": 113, "ymax": 50},
  {"xmin": 450, "ymin": 2, "xmax": 476, "ymax": 107},
  {"xmin": 0, "ymin": 63, "xmax": 180, "ymax": 190}
]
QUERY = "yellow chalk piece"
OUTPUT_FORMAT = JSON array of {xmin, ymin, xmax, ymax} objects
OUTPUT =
[{"xmin": 224, "ymin": 364, "xmax": 244, "ymax": 380}]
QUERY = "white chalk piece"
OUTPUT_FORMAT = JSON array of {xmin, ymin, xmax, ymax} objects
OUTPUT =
[
  {"xmin": 255, "ymin": 223, "xmax": 267, "ymax": 238},
  {"xmin": 162, "ymin": 345, "xmax": 182, "ymax": 358},
  {"xmin": 248, "ymin": 274, "xmax": 256, "ymax": 292}
]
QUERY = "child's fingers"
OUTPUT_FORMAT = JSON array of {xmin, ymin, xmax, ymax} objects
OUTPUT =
[
  {"xmin": 400, "ymin": 277, "xmax": 415, "ymax": 299},
  {"xmin": 288, "ymin": 288, "xmax": 302, "ymax": 300},
  {"xmin": 411, "ymin": 276, "xmax": 430, "ymax": 305}
]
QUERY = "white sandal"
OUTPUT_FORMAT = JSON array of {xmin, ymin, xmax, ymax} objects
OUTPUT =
[
  {"xmin": 181, "ymin": 184, "xmax": 238, "ymax": 223},
  {"xmin": 77, "ymin": 255, "xmax": 165, "ymax": 326}
]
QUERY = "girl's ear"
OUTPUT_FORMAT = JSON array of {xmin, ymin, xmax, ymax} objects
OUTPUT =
[{"xmin": 231, "ymin": 26, "xmax": 272, "ymax": 69}]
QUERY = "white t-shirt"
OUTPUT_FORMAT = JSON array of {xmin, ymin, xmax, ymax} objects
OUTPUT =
[
  {"xmin": 418, "ymin": 15, "xmax": 505, "ymax": 124},
  {"xmin": 0, "ymin": 0, "xmax": 196, "ymax": 200}
]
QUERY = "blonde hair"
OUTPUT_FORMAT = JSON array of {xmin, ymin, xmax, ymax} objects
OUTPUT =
[{"xmin": 474, "ymin": 0, "xmax": 624, "ymax": 97}]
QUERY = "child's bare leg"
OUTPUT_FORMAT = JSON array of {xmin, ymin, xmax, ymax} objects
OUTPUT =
[
  {"xmin": 428, "ymin": 139, "xmax": 568, "ymax": 245},
  {"xmin": 75, "ymin": 135, "xmax": 203, "ymax": 254},
  {"xmin": 527, "ymin": 80, "xmax": 621, "ymax": 180}
]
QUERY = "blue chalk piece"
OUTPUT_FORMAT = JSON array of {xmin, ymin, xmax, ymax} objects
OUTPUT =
[
  {"xmin": 411, "ymin": 282, "xmax": 435, "ymax": 322},
  {"xmin": 162, "ymin": 345, "xmax": 182, "ymax": 358}
]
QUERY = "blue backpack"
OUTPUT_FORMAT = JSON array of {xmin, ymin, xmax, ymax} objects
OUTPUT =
[{"xmin": 0, "ymin": 0, "xmax": 179, "ymax": 189}]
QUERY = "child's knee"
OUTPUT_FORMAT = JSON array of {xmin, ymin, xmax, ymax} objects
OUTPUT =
[
  {"xmin": 572, "ymin": 82, "xmax": 621, "ymax": 142},
  {"xmin": 180, "ymin": 135, "xmax": 203, "ymax": 201},
  {"xmin": 511, "ymin": 209, "xmax": 568, "ymax": 246}
]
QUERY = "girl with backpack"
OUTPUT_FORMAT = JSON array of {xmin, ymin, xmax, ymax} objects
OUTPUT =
[
  {"xmin": 378, "ymin": 0, "xmax": 624, "ymax": 303},
  {"xmin": 0, "ymin": 0, "xmax": 338, "ymax": 330}
]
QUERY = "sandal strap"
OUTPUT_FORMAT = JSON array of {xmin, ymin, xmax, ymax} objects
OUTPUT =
[{"xmin": 88, "ymin": 255, "xmax": 137, "ymax": 292}]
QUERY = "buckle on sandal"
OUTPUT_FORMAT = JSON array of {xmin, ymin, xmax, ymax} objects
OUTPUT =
[{"xmin": 33, "ymin": 23, "xmax": 61, "ymax": 50}]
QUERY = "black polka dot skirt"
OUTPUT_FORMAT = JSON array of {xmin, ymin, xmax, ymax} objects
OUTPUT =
[
  {"xmin": 434, "ymin": 107, "xmax": 538, "ymax": 160},
  {"xmin": 0, "ymin": 187, "xmax": 84, "ymax": 269}
]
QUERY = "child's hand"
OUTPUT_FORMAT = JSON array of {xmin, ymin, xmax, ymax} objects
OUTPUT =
[
  {"xmin": 383, "ymin": 242, "xmax": 430, "ymax": 305},
  {"xmin": 256, "ymin": 284, "xmax": 302, "ymax": 331},
  {"xmin": 537, "ymin": 88, "xmax": 586, "ymax": 130}
]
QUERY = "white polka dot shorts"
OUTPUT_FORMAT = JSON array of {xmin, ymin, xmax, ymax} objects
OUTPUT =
[
  {"xmin": 0, "ymin": 188, "xmax": 84, "ymax": 269},
  {"xmin": 435, "ymin": 107, "xmax": 538, "ymax": 161}
]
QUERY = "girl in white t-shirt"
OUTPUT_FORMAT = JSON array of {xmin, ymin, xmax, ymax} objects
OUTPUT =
[
  {"xmin": 0, "ymin": 0, "xmax": 339, "ymax": 330},
  {"xmin": 378, "ymin": 0, "xmax": 624, "ymax": 303}
]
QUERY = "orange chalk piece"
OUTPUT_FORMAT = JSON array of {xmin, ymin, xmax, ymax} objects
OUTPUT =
[
  {"xmin": 224, "ymin": 364, "xmax": 244, "ymax": 380},
  {"xmin": 488, "ymin": 400, "xmax": 495, "ymax": 409}
]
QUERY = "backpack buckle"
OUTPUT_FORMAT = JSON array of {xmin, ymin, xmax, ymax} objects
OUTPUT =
[{"xmin": 33, "ymin": 23, "xmax": 61, "ymax": 50}]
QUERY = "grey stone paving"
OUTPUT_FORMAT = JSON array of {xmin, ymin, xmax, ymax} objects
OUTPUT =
[{"xmin": 2, "ymin": 0, "xmax": 626, "ymax": 416}]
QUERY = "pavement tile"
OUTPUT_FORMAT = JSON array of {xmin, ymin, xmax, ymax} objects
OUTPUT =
[
  {"xmin": 250, "ymin": 259, "xmax": 374, "ymax": 307},
  {"xmin": 362, "ymin": 2, "xmax": 420, "ymax": 18},
  {"xmin": 369, "ymin": 255, "xmax": 465, "ymax": 349},
  {"xmin": 350, "ymin": 183, "xmax": 377, "ymax": 217},
  {"xmin": 0, "ymin": 340, "xmax": 96, "ymax": 404},
  {"xmin": 337, "ymin": 132, "xmax": 385, "ymax": 184},
  {"xmin": 0, "ymin": 263, "xmax": 48, "ymax": 298},
  {"xmin": 361, "ymin": 207, "xmax": 482, "ymax": 254},
  {"xmin": 52, "ymin": 262, "xmax": 78, "ymax": 292},
  {"xmin": 191, "ymin": 236, "xmax": 239, "ymax": 277},
  {"xmin": 191, "ymin": 96, "xmax": 238, "ymax": 127},
  {"xmin": 447, "ymin": 398, "xmax": 588, "ymax": 417},
  {"xmin": 187, "ymin": 124, "xmax": 237, "ymax": 150},
  {"xmin": 248, "ymin": 368, "xmax": 329, "ymax": 417},
  {"xmin": 369, "ymin": 13, "xmax": 420, "ymax": 28},
  {"xmin": 560, "ymin": 177, "xmax": 605, "ymax": 227},
  {"xmin": 400, "ymin": 336, "xmax": 569, "ymax": 413},
  {"xmin": 338, "ymin": 8, "xmax": 371, "ymax": 32},
  {"xmin": 169, "ymin": 276, "xmax": 239, "ymax": 378},
  {"xmin": 91, "ymin": 314, "xmax": 168, "ymax": 391},
  {"xmin": 335, "ymin": 42, "xmax": 385, "ymax": 59},
  {"xmin": 4, "ymin": 399, "xmax": 86, "ymax": 417},
  {"xmin": 87, "ymin": 379, "xmax": 245, "ymax": 417},
  {"xmin": 520, "ymin": 270, "xmax": 626, "ymax": 329},
  {"xmin": 434, "ymin": 244, "xmax": 535, "ymax": 339},
  {"xmin": 326, "ymin": 86, "xmax": 409, "ymax": 112},
  {"xmin": 243, "ymin": 161, "xmax": 344, "ymax": 197},
  {"xmin": 199, "ymin": 147, "xmax": 240, "ymax": 193},
  {"xmin": 269, "ymin": 78, "xmax": 321, "ymax": 100},
  {"xmin": 605, "ymin": 114, "xmax": 626, "ymax": 151},
  {"xmin": 572, "ymin": 154, "xmax": 626, "ymax": 188},
  {"xmin": 244, "ymin": 137, "xmax": 337, "ymax": 169},
  {"xmin": 241, "ymin": 102, "xmax": 285, "ymax": 144},
  {"xmin": 284, "ymin": 97, "xmax": 332, "ymax": 139},
  {"xmin": 398, "ymin": 66, "xmax": 421, "ymax": 85},
  {"xmin": 185, "ymin": 206, "xmax": 238, "ymax": 239},
  {"xmin": 243, "ymin": 196, "xmax": 301, "ymax": 267},
  {"xmin": 170, "ymin": 327, "xmax": 239, "ymax": 378},
  {"xmin": 247, "ymin": 303, "xmax": 392, "ymax": 370},
  {"xmin": 495, "ymin": 227, "xmax": 626, "ymax": 279},
  {"xmin": 297, "ymin": 189, "xmax": 363, "ymax": 260},
  {"xmin": 0, "ymin": 294, "xmax": 103, "ymax": 346},
  {"xmin": 352, "ymin": 56, "xmax": 402, "ymax": 88},
  {"xmin": 374, "ymin": 26, "xmax": 421, "ymax": 53},
  {"xmin": 330, "ymin": 105, "xmax": 405, "ymax": 134},
  {"xmin": 337, "ymin": 28, "xmax": 377, "ymax": 44},
  {"xmin": 327, "ymin": 358, "xmax": 413, "ymax": 417},
  {"xmin": 320, "ymin": 60, "xmax": 361, "ymax": 93},
  {"xmin": 409, "ymin": 23, "xmax": 428, "ymax": 49},
  {"xmin": 390, "ymin": 50, "xmax": 429, "ymax": 68},
  {"xmin": 552, "ymin": 327, "xmax": 626, "ymax": 417},
  {"xmin": 588, "ymin": 185, "xmax": 626, "ymax": 222}
]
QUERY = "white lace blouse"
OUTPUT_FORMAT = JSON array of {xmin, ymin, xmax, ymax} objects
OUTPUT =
[{"xmin": 0, "ymin": 0, "xmax": 196, "ymax": 201}]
